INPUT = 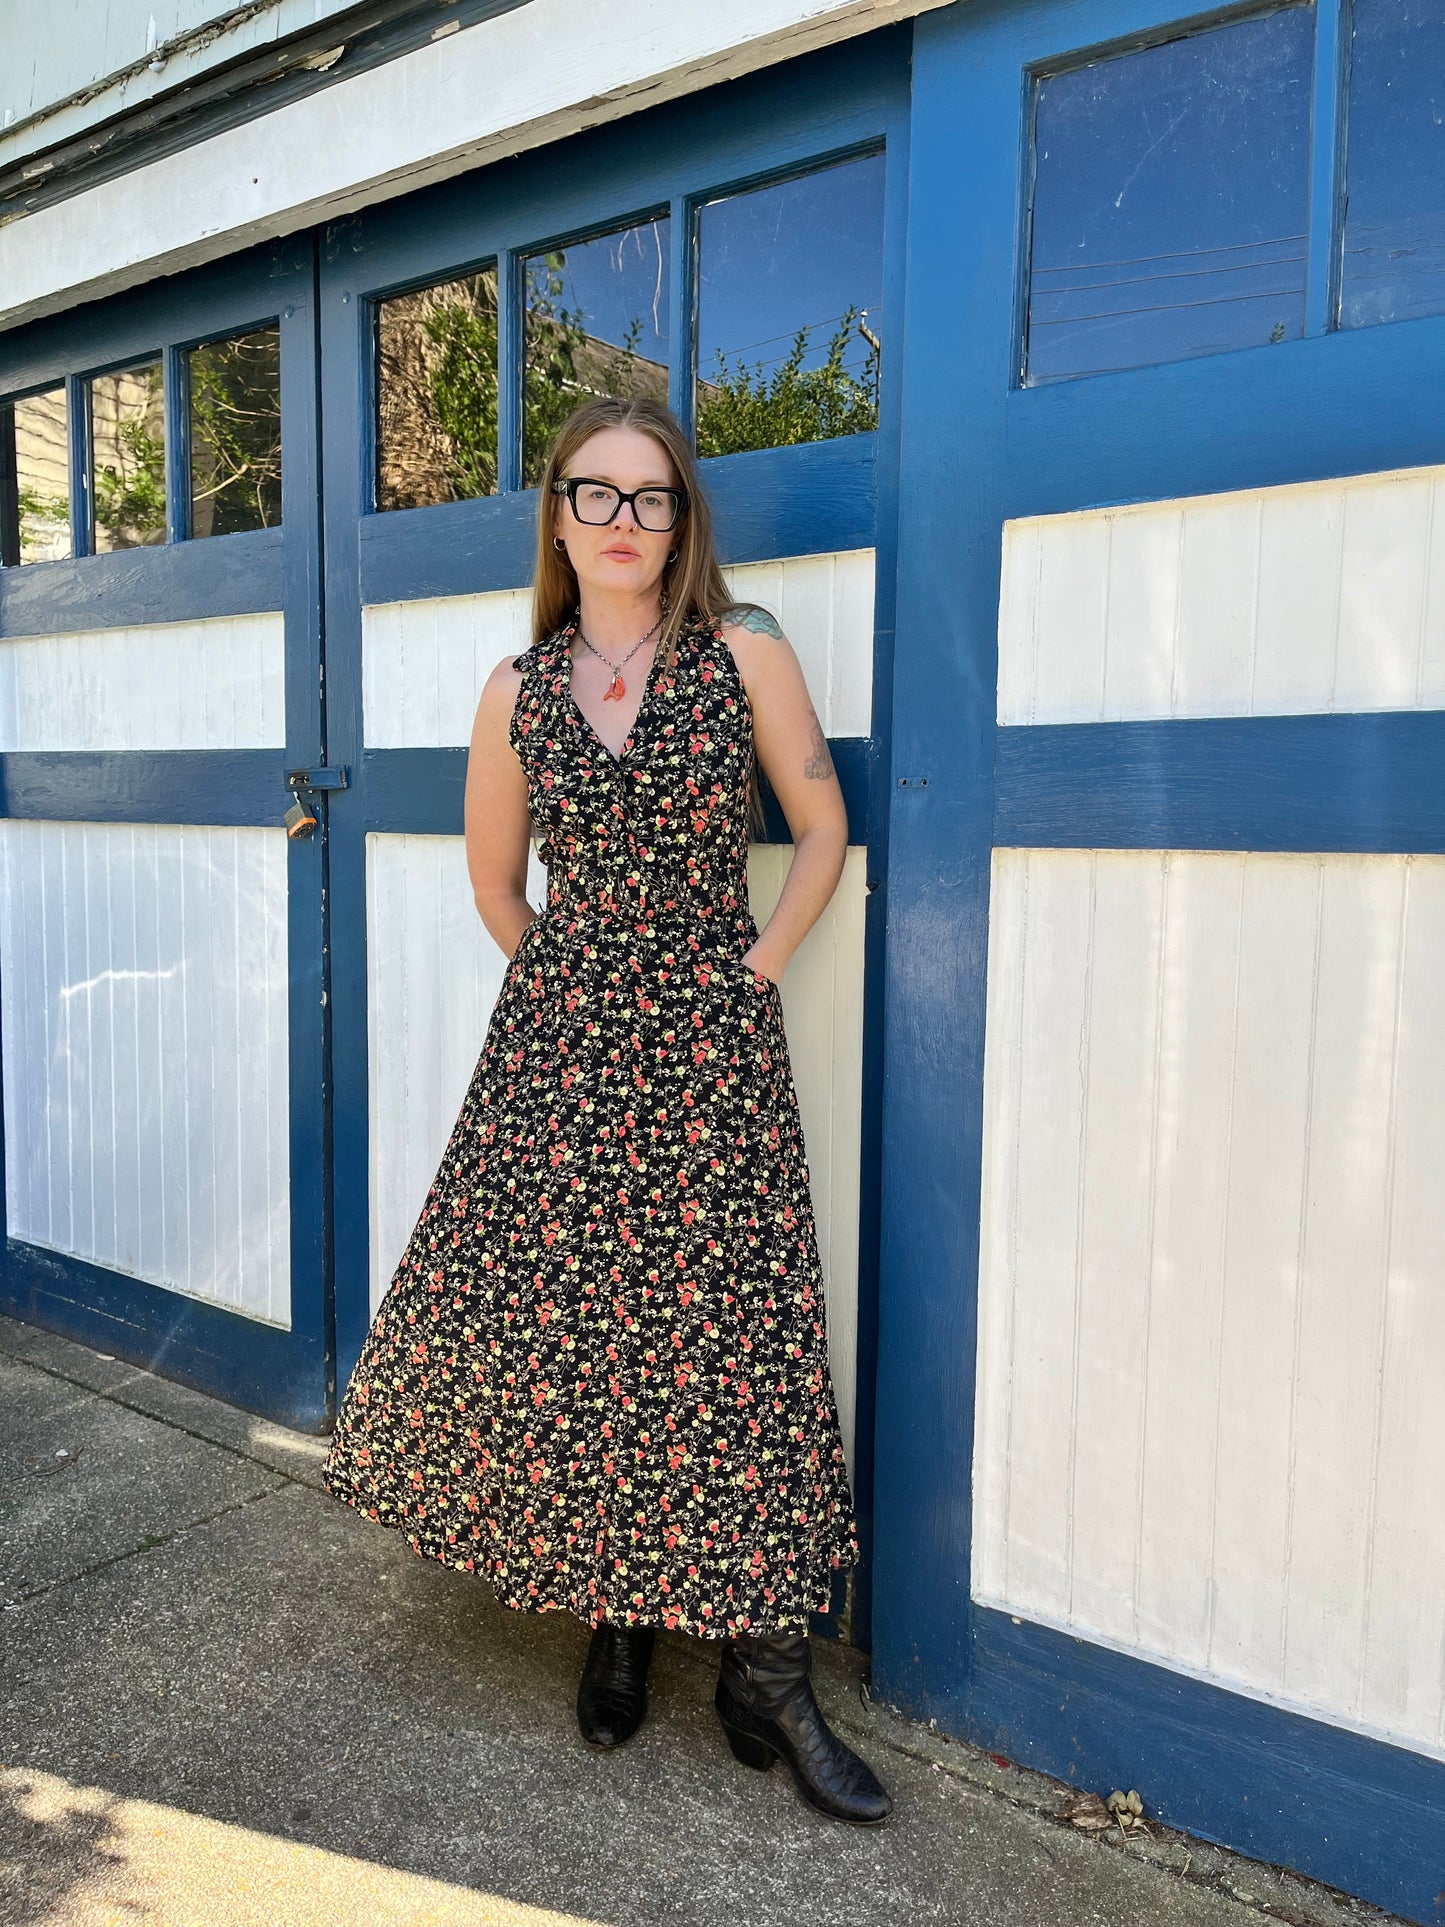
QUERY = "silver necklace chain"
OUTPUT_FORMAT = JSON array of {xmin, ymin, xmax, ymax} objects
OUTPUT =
[{"xmin": 574, "ymin": 610, "xmax": 664, "ymax": 691}]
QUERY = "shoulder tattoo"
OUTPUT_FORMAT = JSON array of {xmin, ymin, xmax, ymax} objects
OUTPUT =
[{"xmin": 720, "ymin": 605, "xmax": 785, "ymax": 640}]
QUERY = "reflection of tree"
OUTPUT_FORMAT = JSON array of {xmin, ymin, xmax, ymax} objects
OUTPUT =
[
  {"xmin": 7, "ymin": 389, "xmax": 71, "ymax": 562},
  {"xmin": 696, "ymin": 305, "xmax": 880, "ymax": 457},
  {"xmin": 385, "ymin": 255, "xmax": 667, "ymax": 500},
  {"xmin": 17, "ymin": 484, "xmax": 69, "ymax": 561},
  {"xmin": 378, "ymin": 269, "xmax": 880, "ymax": 506},
  {"xmin": 93, "ymin": 364, "xmax": 166, "ymax": 549},
  {"xmin": 417, "ymin": 276, "xmax": 500, "ymax": 500},
  {"xmin": 521, "ymin": 254, "xmax": 589, "ymax": 478},
  {"xmin": 190, "ymin": 330, "xmax": 282, "ymax": 536},
  {"xmin": 377, "ymin": 272, "xmax": 499, "ymax": 511},
  {"xmin": 519, "ymin": 253, "xmax": 666, "ymax": 483}
]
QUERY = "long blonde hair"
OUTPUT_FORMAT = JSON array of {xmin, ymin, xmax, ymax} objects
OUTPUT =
[{"xmin": 531, "ymin": 395, "xmax": 768, "ymax": 837}]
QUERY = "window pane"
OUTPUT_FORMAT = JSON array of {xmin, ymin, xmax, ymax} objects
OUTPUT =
[
  {"xmin": 1340, "ymin": 0, "xmax": 1445, "ymax": 328},
  {"xmin": 695, "ymin": 155, "xmax": 884, "ymax": 457},
  {"xmin": 2, "ymin": 387, "xmax": 71, "ymax": 565},
  {"xmin": 377, "ymin": 267, "xmax": 499, "ymax": 513},
  {"xmin": 90, "ymin": 360, "xmax": 166, "ymax": 552},
  {"xmin": 1025, "ymin": 7, "xmax": 1314, "ymax": 384},
  {"xmin": 522, "ymin": 217, "xmax": 670, "ymax": 486},
  {"xmin": 189, "ymin": 327, "xmax": 281, "ymax": 537}
]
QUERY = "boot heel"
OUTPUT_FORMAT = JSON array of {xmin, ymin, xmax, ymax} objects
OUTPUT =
[{"xmin": 721, "ymin": 1720, "xmax": 776, "ymax": 1771}]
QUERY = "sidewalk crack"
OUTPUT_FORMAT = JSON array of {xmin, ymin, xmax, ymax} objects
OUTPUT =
[{"xmin": 4, "ymin": 1478, "xmax": 291, "ymax": 1612}]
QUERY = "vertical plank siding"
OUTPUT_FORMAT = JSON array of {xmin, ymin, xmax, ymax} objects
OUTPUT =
[
  {"xmin": 998, "ymin": 463, "xmax": 1445, "ymax": 725},
  {"xmin": 362, "ymin": 590, "xmax": 532, "ymax": 751},
  {"xmin": 974, "ymin": 848, "xmax": 1445, "ymax": 1758},
  {"xmin": 0, "ymin": 819, "xmax": 292, "ymax": 1323},
  {"xmin": 0, "ymin": 615, "xmax": 286, "ymax": 750}
]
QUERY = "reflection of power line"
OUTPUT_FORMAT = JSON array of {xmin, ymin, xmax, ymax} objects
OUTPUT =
[
  {"xmin": 526, "ymin": 222, "xmax": 671, "ymax": 344},
  {"xmin": 1032, "ymin": 252, "xmax": 1304, "ymax": 295},
  {"xmin": 705, "ymin": 344, "xmax": 878, "ymax": 381},
  {"xmin": 1034, "ymin": 233, "xmax": 1306, "ymax": 274},
  {"xmin": 1340, "ymin": 219, "xmax": 1445, "ymax": 237},
  {"xmin": 706, "ymin": 308, "xmax": 880, "ymax": 360},
  {"xmin": 1032, "ymin": 283, "xmax": 1302, "ymax": 325}
]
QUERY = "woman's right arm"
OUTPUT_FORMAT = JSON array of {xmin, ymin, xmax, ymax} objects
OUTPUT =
[{"xmin": 463, "ymin": 656, "xmax": 539, "ymax": 960}]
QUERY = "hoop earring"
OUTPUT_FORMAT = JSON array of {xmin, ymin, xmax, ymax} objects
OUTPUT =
[
  {"xmin": 666, "ymin": 547, "xmax": 678, "ymax": 562},
  {"xmin": 552, "ymin": 537, "xmax": 567, "ymax": 553}
]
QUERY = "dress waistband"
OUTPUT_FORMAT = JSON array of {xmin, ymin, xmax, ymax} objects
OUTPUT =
[{"xmin": 540, "ymin": 889, "xmax": 754, "ymax": 937}]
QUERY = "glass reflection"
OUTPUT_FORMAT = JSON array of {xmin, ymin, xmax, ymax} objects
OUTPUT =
[
  {"xmin": 1, "ymin": 386, "xmax": 71, "ymax": 565},
  {"xmin": 376, "ymin": 266, "xmax": 499, "ymax": 512},
  {"xmin": 91, "ymin": 359, "xmax": 166, "ymax": 552},
  {"xmin": 1025, "ymin": 7, "xmax": 1313, "ymax": 383},
  {"xmin": 1341, "ymin": 0, "xmax": 1445, "ymax": 328},
  {"xmin": 522, "ymin": 217, "xmax": 670, "ymax": 485},
  {"xmin": 695, "ymin": 154, "xmax": 884, "ymax": 457},
  {"xmin": 189, "ymin": 328, "xmax": 282, "ymax": 537}
]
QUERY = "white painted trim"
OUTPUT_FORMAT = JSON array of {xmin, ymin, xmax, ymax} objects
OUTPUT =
[
  {"xmin": 0, "ymin": 0, "xmax": 948, "ymax": 329},
  {"xmin": 0, "ymin": 0, "xmax": 359, "ymax": 171}
]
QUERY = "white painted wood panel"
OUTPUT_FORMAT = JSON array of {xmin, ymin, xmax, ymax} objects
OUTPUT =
[
  {"xmin": 997, "ymin": 464, "xmax": 1445, "ymax": 724},
  {"xmin": 363, "ymin": 590, "xmax": 531, "ymax": 751},
  {"xmin": 0, "ymin": 820, "xmax": 291, "ymax": 1323},
  {"xmin": 0, "ymin": 615, "xmax": 285, "ymax": 751},
  {"xmin": 365, "ymin": 835, "xmax": 866, "ymax": 1479},
  {"xmin": 974, "ymin": 848, "xmax": 1445, "ymax": 1758},
  {"xmin": 362, "ymin": 551, "xmax": 876, "ymax": 749},
  {"xmin": 724, "ymin": 550, "xmax": 876, "ymax": 739}
]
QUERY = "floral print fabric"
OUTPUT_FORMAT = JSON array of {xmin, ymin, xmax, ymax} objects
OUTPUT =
[{"xmin": 321, "ymin": 608, "xmax": 859, "ymax": 1638}]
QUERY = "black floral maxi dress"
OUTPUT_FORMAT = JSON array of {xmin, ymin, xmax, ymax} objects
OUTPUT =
[{"xmin": 320, "ymin": 607, "xmax": 860, "ymax": 1639}]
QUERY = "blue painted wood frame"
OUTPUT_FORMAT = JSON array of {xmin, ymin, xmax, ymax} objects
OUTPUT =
[
  {"xmin": 994, "ymin": 712, "xmax": 1445, "ymax": 853},
  {"xmin": 0, "ymin": 239, "xmax": 334, "ymax": 1432},
  {"xmin": 876, "ymin": 0, "xmax": 1445, "ymax": 1919},
  {"xmin": 318, "ymin": 29, "xmax": 912, "ymax": 1646}
]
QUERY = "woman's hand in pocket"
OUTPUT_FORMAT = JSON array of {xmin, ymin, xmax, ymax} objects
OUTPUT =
[{"xmin": 738, "ymin": 950, "xmax": 783, "ymax": 989}]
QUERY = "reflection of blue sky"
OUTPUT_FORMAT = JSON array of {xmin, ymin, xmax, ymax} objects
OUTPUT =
[
  {"xmin": 1341, "ymin": 0, "xmax": 1445, "ymax": 328},
  {"xmin": 698, "ymin": 155, "xmax": 885, "ymax": 382},
  {"xmin": 1027, "ymin": 6, "xmax": 1313, "ymax": 381},
  {"xmin": 526, "ymin": 219, "xmax": 670, "ymax": 363}
]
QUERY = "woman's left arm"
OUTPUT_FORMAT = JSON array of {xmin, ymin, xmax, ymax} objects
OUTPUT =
[{"xmin": 721, "ymin": 612, "xmax": 849, "ymax": 986}]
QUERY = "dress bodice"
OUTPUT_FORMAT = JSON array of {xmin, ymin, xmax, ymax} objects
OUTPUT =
[{"xmin": 509, "ymin": 610, "xmax": 761, "ymax": 948}]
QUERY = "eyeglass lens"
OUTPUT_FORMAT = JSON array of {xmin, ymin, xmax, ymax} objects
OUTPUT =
[{"xmin": 568, "ymin": 481, "xmax": 681, "ymax": 531}]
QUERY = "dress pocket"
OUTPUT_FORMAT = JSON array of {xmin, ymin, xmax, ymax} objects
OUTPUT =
[
  {"xmin": 725, "ymin": 957, "xmax": 782, "ymax": 1005},
  {"xmin": 507, "ymin": 915, "xmax": 547, "ymax": 979}
]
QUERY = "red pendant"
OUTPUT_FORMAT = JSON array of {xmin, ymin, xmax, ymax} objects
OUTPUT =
[{"xmin": 603, "ymin": 670, "xmax": 625, "ymax": 701}]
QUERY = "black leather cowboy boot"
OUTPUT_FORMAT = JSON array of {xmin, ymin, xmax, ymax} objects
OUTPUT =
[
  {"xmin": 576, "ymin": 1621, "xmax": 657, "ymax": 1749},
  {"xmin": 715, "ymin": 1627, "xmax": 893, "ymax": 1824}
]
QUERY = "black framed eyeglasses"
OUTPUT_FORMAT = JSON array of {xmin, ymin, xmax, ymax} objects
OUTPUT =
[{"xmin": 552, "ymin": 475, "xmax": 688, "ymax": 533}]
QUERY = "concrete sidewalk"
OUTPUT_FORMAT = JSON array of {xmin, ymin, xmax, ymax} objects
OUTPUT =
[{"xmin": 0, "ymin": 1312, "xmax": 1401, "ymax": 1927}]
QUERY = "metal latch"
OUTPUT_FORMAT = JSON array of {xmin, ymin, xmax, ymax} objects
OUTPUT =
[{"xmin": 283, "ymin": 765, "xmax": 349, "ymax": 839}]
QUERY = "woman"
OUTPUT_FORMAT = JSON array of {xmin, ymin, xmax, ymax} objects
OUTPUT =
[{"xmin": 321, "ymin": 394, "xmax": 891, "ymax": 1826}]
